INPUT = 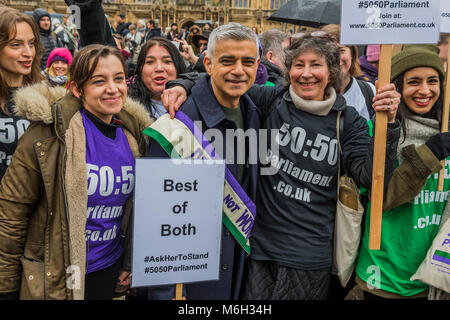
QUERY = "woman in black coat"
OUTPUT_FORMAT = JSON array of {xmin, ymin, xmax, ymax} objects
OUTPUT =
[{"xmin": 244, "ymin": 31, "xmax": 401, "ymax": 300}]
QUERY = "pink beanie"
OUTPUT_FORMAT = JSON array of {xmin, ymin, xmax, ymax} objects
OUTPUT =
[
  {"xmin": 46, "ymin": 48, "xmax": 73, "ymax": 69},
  {"xmin": 366, "ymin": 45, "xmax": 380, "ymax": 62}
]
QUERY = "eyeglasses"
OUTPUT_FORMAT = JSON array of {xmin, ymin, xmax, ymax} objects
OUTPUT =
[
  {"xmin": 289, "ymin": 32, "xmax": 305, "ymax": 46},
  {"xmin": 311, "ymin": 30, "xmax": 333, "ymax": 40}
]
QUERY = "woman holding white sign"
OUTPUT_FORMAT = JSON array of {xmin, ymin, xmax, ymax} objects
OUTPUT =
[
  {"xmin": 0, "ymin": 44, "xmax": 152, "ymax": 300},
  {"xmin": 356, "ymin": 45, "xmax": 450, "ymax": 300},
  {"xmin": 243, "ymin": 31, "xmax": 401, "ymax": 300}
]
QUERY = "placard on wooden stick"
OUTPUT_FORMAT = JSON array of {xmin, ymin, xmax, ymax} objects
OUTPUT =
[
  {"xmin": 176, "ymin": 283, "xmax": 184, "ymax": 300},
  {"xmin": 131, "ymin": 159, "xmax": 225, "ymax": 290},
  {"xmin": 370, "ymin": 44, "xmax": 392, "ymax": 250},
  {"xmin": 341, "ymin": 0, "xmax": 441, "ymax": 250}
]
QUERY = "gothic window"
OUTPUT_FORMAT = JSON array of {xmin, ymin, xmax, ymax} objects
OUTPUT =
[{"xmin": 233, "ymin": 0, "xmax": 247, "ymax": 7}]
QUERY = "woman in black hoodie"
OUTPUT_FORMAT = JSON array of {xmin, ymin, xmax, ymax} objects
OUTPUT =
[{"xmin": 32, "ymin": 8, "xmax": 62, "ymax": 70}]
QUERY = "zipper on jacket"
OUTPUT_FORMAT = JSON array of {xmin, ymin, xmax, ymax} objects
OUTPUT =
[
  {"xmin": 33, "ymin": 138, "xmax": 51, "ymax": 299},
  {"xmin": 54, "ymin": 103, "xmax": 73, "ymax": 299}
]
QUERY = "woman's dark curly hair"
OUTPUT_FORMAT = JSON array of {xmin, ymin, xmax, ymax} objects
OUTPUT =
[{"xmin": 283, "ymin": 31, "xmax": 343, "ymax": 94}]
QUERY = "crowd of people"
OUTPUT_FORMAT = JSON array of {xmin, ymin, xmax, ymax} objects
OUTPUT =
[{"xmin": 0, "ymin": 0, "xmax": 448, "ymax": 302}]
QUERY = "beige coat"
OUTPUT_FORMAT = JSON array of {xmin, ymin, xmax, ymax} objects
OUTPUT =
[{"xmin": 0, "ymin": 83, "xmax": 153, "ymax": 300}]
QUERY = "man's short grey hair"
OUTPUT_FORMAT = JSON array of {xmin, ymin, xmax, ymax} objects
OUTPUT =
[
  {"xmin": 259, "ymin": 29, "xmax": 288, "ymax": 58},
  {"xmin": 207, "ymin": 23, "xmax": 259, "ymax": 59}
]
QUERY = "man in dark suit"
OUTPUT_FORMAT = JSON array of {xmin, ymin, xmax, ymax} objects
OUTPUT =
[{"xmin": 147, "ymin": 23, "xmax": 262, "ymax": 300}]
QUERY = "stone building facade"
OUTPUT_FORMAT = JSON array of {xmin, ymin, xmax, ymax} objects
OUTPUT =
[{"xmin": 2, "ymin": 0, "xmax": 298, "ymax": 34}]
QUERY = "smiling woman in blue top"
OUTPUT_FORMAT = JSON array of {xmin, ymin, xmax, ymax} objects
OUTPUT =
[{"xmin": 356, "ymin": 45, "xmax": 450, "ymax": 300}]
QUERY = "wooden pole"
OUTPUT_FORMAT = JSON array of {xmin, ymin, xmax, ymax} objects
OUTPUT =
[
  {"xmin": 175, "ymin": 283, "xmax": 183, "ymax": 300},
  {"xmin": 369, "ymin": 44, "xmax": 393, "ymax": 250},
  {"xmin": 437, "ymin": 34, "xmax": 450, "ymax": 191}
]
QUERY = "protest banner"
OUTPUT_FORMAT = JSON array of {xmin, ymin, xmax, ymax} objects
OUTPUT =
[
  {"xmin": 341, "ymin": 0, "xmax": 441, "ymax": 249},
  {"xmin": 438, "ymin": 0, "xmax": 450, "ymax": 191},
  {"xmin": 131, "ymin": 159, "xmax": 225, "ymax": 297},
  {"xmin": 441, "ymin": 0, "xmax": 450, "ymax": 32},
  {"xmin": 341, "ymin": 0, "xmax": 440, "ymax": 45}
]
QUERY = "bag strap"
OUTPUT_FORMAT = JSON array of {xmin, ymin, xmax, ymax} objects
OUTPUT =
[
  {"xmin": 356, "ymin": 78, "xmax": 375, "ymax": 118},
  {"xmin": 337, "ymin": 110, "xmax": 343, "ymax": 183},
  {"xmin": 337, "ymin": 110, "xmax": 344, "ymax": 155}
]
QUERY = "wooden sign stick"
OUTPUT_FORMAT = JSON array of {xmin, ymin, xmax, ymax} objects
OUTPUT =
[
  {"xmin": 437, "ymin": 34, "xmax": 450, "ymax": 191},
  {"xmin": 369, "ymin": 44, "xmax": 393, "ymax": 250},
  {"xmin": 175, "ymin": 283, "xmax": 183, "ymax": 300}
]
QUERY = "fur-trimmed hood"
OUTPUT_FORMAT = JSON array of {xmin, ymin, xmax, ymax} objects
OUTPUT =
[
  {"xmin": 3, "ymin": 82, "xmax": 153, "ymax": 300},
  {"xmin": 12, "ymin": 82, "xmax": 153, "ymax": 129}
]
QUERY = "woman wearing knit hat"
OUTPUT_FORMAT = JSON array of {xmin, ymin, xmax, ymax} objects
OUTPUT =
[
  {"xmin": 355, "ymin": 45, "xmax": 450, "ymax": 300},
  {"xmin": 44, "ymin": 47, "xmax": 72, "ymax": 88}
]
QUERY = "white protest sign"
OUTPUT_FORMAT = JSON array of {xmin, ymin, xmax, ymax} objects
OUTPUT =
[
  {"xmin": 131, "ymin": 159, "xmax": 225, "ymax": 287},
  {"xmin": 341, "ymin": 0, "xmax": 441, "ymax": 45},
  {"xmin": 441, "ymin": 0, "xmax": 450, "ymax": 33}
]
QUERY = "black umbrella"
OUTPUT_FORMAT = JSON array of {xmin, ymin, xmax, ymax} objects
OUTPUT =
[
  {"xmin": 267, "ymin": 0, "xmax": 341, "ymax": 28},
  {"xmin": 194, "ymin": 20, "xmax": 214, "ymax": 27}
]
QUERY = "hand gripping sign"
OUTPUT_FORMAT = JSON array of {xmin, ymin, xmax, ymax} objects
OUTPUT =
[{"xmin": 341, "ymin": 0, "xmax": 441, "ymax": 249}]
